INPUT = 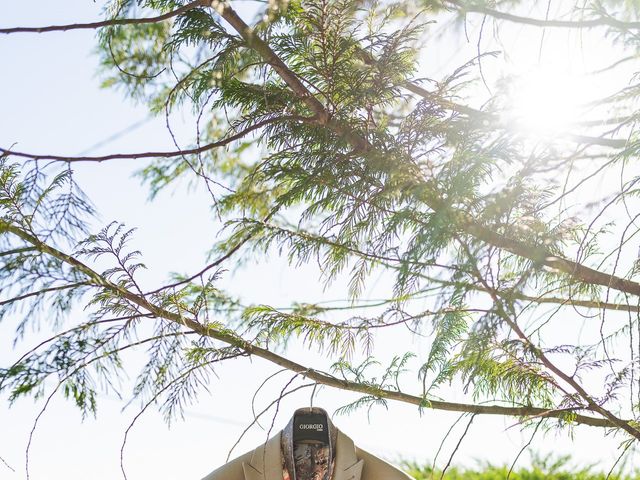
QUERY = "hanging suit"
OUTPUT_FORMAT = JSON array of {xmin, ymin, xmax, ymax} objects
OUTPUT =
[{"xmin": 201, "ymin": 408, "xmax": 413, "ymax": 480}]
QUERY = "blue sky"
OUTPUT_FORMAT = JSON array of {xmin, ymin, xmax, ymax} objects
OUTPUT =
[{"xmin": 0, "ymin": 1, "xmax": 637, "ymax": 479}]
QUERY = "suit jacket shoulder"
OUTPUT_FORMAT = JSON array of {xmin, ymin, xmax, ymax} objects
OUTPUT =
[
  {"xmin": 201, "ymin": 449, "xmax": 252, "ymax": 480},
  {"xmin": 200, "ymin": 433, "xmax": 414, "ymax": 480},
  {"xmin": 354, "ymin": 446, "xmax": 414, "ymax": 480}
]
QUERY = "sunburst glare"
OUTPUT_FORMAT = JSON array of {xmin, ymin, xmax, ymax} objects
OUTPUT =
[{"xmin": 504, "ymin": 66, "xmax": 595, "ymax": 137}]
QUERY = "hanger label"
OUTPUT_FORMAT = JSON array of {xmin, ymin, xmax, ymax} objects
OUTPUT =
[{"xmin": 293, "ymin": 412, "xmax": 329, "ymax": 443}]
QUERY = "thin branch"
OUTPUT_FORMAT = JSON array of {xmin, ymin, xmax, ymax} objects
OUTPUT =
[
  {"xmin": 143, "ymin": 211, "xmax": 276, "ymax": 296},
  {"xmin": 430, "ymin": 412, "xmax": 468, "ymax": 479},
  {"xmin": 227, "ymin": 380, "xmax": 314, "ymax": 463},
  {"xmin": 350, "ymin": 46, "xmax": 629, "ymax": 149},
  {"xmin": 23, "ymin": 329, "xmax": 197, "ymax": 480},
  {"xmin": 0, "ymin": 282, "xmax": 89, "ymax": 307},
  {"xmin": 444, "ymin": 0, "xmax": 640, "ymax": 29},
  {"xmin": 251, "ymin": 368, "xmax": 290, "ymax": 430},
  {"xmin": 0, "ymin": 0, "xmax": 207, "ymax": 35},
  {"xmin": 119, "ymin": 352, "xmax": 243, "ymax": 480},
  {"xmin": 0, "ymin": 116, "xmax": 305, "ymax": 164},
  {"xmin": 0, "ymin": 314, "xmax": 153, "ymax": 392},
  {"xmin": 606, "ymin": 439, "xmax": 634, "ymax": 480},
  {"xmin": 506, "ymin": 419, "xmax": 543, "ymax": 480},
  {"xmin": 0, "ymin": 246, "xmax": 37, "ymax": 257},
  {"xmin": 424, "ymin": 274, "xmax": 640, "ymax": 314},
  {"xmin": 439, "ymin": 414, "xmax": 476, "ymax": 480},
  {"xmin": 242, "ymin": 219, "xmax": 640, "ymax": 315},
  {"xmin": 0, "ymin": 455, "xmax": 15, "ymax": 473}
]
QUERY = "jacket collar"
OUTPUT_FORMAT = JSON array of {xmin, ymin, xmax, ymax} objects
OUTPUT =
[
  {"xmin": 242, "ymin": 433, "xmax": 281, "ymax": 480},
  {"xmin": 242, "ymin": 412, "xmax": 363, "ymax": 480},
  {"xmin": 331, "ymin": 430, "xmax": 364, "ymax": 480},
  {"xmin": 281, "ymin": 407, "xmax": 338, "ymax": 480}
]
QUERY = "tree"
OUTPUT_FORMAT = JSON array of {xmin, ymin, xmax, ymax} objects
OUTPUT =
[{"xmin": 2, "ymin": 0, "xmax": 640, "ymax": 476}]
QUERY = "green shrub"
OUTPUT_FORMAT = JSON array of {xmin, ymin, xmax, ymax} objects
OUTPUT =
[{"xmin": 404, "ymin": 454, "xmax": 638, "ymax": 480}]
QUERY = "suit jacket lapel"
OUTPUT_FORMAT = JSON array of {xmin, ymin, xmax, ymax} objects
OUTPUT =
[
  {"xmin": 332, "ymin": 430, "xmax": 364, "ymax": 480},
  {"xmin": 243, "ymin": 433, "xmax": 282, "ymax": 480},
  {"xmin": 242, "ymin": 426, "xmax": 364, "ymax": 480}
]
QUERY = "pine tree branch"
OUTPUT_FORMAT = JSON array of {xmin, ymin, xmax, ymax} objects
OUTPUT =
[
  {"xmin": 458, "ymin": 238, "xmax": 640, "ymax": 440},
  {"xmin": 458, "ymin": 215, "xmax": 640, "ymax": 296},
  {"xmin": 217, "ymin": 4, "xmax": 330, "ymax": 124},
  {"xmin": 247, "ymin": 220, "xmax": 640, "ymax": 315},
  {"xmin": 211, "ymin": 2, "xmax": 640, "ymax": 301},
  {"xmin": 0, "ymin": 0, "xmax": 208, "ymax": 34},
  {"xmin": 402, "ymin": 82, "xmax": 627, "ymax": 149},
  {"xmin": 443, "ymin": 0, "xmax": 640, "ymax": 29},
  {"xmin": 0, "ymin": 221, "xmax": 621, "ymax": 429},
  {"xmin": 20, "ymin": 328, "xmax": 204, "ymax": 479},
  {"xmin": 0, "ymin": 314, "xmax": 153, "ymax": 392},
  {"xmin": 355, "ymin": 47, "xmax": 628, "ymax": 148},
  {"xmin": 517, "ymin": 293, "xmax": 640, "ymax": 312},
  {"xmin": 429, "ymin": 276, "xmax": 640, "ymax": 314},
  {"xmin": 217, "ymin": 3, "xmax": 370, "ymax": 151}
]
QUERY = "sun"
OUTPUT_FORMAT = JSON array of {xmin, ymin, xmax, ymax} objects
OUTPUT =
[{"xmin": 504, "ymin": 66, "xmax": 594, "ymax": 138}]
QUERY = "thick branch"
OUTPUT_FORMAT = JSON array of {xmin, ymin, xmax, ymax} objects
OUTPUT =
[
  {"xmin": 0, "ymin": 0, "xmax": 207, "ymax": 34},
  {"xmin": 355, "ymin": 49, "xmax": 628, "ymax": 148},
  {"xmin": 219, "ymin": 6, "xmax": 330, "ymax": 124},
  {"xmin": 458, "ymin": 216, "xmax": 640, "ymax": 297},
  {"xmin": 218, "ymin": 3, "xmax": 370, "ymax": 151},
  {"xmin": 0, "ymin": 246, "xmax": 36, "ymax": 257},
  {"xmin": 505, "ymin": 304, "xmax": 640, "ymax": 436}
]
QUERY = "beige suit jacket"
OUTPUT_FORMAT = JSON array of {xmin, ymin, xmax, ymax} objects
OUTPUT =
[{"xmin": 201, "ymin": 428, "xmax": 413, "ymax": 480}]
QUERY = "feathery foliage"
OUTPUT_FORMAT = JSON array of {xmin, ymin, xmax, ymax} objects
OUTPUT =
[{"xmin": 4, "ymin": 0, "xmax": 640, "ymax": 474}]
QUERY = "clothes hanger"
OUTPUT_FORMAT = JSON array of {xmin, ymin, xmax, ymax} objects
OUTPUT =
[{"xmin": 278, "ymin": 381, "xmax": 343, "ymax": 480}]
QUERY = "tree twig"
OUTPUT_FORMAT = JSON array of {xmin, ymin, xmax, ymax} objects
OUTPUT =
[
  {"xmin": 0, "ymin": 116, "xmax": 304, "ymax": 164},
  {"xmin": 443, "ymin": 0, "xmax": 640, "ymax": 29},
  {"xmin": 0, "ymin": 0, "xmax": 207, "ymax": 35}
]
